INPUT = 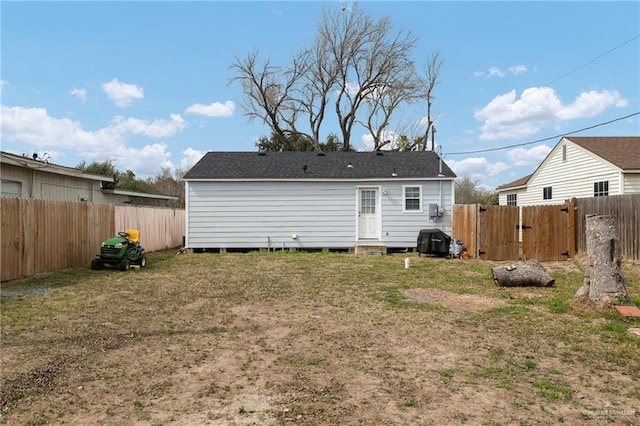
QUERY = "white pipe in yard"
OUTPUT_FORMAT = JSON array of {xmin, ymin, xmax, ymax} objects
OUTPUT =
[{"xmin": 405, "ymin": 258, "xmax": 410, "ymax": 269}]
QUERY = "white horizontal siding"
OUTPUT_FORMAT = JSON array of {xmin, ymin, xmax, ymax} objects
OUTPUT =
[
  {"xmin": 517, "ymin": 140, "xmax": 622, "ymax": 206},
  {"xmin": 498, "ymin": 188, "xmax": 527, "ymax": 206},
  {"xmin": 379, "ymin": 181, "xmax": 452, "ymax": 247},
  {"xmin": 186, "ymin": 180, "xmax": 453, "ymax": 249},
  {"xmin": 623, "ymin": 173, "xmax": 640, "ymax": 193}
]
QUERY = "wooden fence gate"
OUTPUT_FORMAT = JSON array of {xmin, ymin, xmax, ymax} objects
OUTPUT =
[
  {"xmin": 521, "ymin": 203, "xmax": 574, "ymax": 261},
  {"xmin": 477, "ymin": 205, "xmax": 519, "ymax": 261},
  {"xmin": 455, "ymin": 201, "xmax": 574, "ymax": 261}
]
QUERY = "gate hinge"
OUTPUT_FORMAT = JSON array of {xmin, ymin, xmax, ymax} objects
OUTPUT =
[
  {"xmin": 560, "ymin": 207, "xmax": 569, "ymax": 212},
  {"xmin": 561, "ymin": 251, "xmax": 569, "ymax": 257},
  {"xmin": 479, "ymin": 250, "xmax": 486, "ymax": 255},
  {"xmin": 479, "ymin": 207, "xmax": 487, "ymax": 212}
]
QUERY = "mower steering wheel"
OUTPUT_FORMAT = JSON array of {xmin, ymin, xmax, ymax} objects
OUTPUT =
[{"xmin": 118, "ymin": 232, "xmax": 130, "ymax": 238}]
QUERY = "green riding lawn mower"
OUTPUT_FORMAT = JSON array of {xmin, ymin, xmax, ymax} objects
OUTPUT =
[{"xmin": 91, "ymin": 229, "xmax": 147, "ymax": 271}]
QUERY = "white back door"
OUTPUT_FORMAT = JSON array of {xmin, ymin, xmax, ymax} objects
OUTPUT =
[{"xmin": 358, "ymin": 188, "xmax": 380, "ymax": 240}]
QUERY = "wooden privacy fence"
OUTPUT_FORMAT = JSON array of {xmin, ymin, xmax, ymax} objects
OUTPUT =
[
  {"xmin": 1, "ymin": 198, "xmax": 184, "ymax": 282},
  {"xmin": 453, "ymin": 193, "xmax": 639, "ymax": 261},
  {"xmin": 573, "ymin": 194, "xmax": 640, "ymax": 261},
  {"xmin": 114, "ymin": 205, "xmax": 184, "ymax": 254}
]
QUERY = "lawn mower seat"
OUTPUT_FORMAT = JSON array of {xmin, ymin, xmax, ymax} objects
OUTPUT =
[{"xmin": 125, "ymin": 229, "xmax": 140, "ymax": 245}]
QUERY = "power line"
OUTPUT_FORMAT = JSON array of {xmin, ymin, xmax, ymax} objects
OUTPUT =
[
  {"xmin": 528, "ymin": 34, "xmax": 639, "ymax": 97},
  {"xmin": 445, "ymin": 35, "xmax": 640, "ymax": 156},
  {"xmin": 445, "ymin": 112, "xmax": 640, "ymax": 156}
]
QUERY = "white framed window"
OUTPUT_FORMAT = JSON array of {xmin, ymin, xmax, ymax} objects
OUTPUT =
[
  {"xmin": 594, "ymin": 181, "xmax": 609, "ymax": 197},
  {"xmin": 403, "ymin": 185, "xmax": 422, "ymax": 212},
  {"xmin": 506, "ymin": 193, "xmax": 517, "ymax": 206}
]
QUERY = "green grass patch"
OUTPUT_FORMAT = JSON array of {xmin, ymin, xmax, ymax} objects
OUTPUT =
[{"xmin": 534, "ymin": 379, "xmax": 572, "ymax": 401}]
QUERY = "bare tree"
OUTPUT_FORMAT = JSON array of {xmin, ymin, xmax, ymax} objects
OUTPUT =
[
  {"xmin": 321, "ymin": 3, "xmax": 420, "ymax": 150},
  {"xmin": 406, "ymin": 50, "xmax": 443, "ymax": 151},
  {"xmin": 230, "ymin": 3, "xmax": 423, "ymax": 151},
  {"xmin": 229, "ymin": 50, "xmax": 310, "ymax": 150}
]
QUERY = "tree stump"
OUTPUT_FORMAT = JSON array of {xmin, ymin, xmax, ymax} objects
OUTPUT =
[
  {"xmin": 492, "ymin": 260, "xmax": 555, "ymax": 287},
  {"xmin": 574, "ymin": 215, "xmax": 630, "ymax": 306}
]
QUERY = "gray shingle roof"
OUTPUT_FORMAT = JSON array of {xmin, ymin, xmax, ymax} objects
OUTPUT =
[{"xmin": 183, "ymin": 151, "xmax": 456, "ymax": 180}]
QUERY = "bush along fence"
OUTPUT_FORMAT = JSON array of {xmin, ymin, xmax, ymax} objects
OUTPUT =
[
  {"xmin": 1, "ymin": 198, "xmax": 184, "ymax": 282},
  {"xmin": 452, "ymin": 193, "xmax": 639, "ymax": 262}
]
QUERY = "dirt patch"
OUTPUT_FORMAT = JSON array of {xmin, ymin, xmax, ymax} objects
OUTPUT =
[{"xmin": 403, "ymin": 287, "xmax": 506, "ymax": 312}]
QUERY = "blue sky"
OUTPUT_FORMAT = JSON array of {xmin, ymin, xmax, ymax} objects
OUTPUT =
[{"xmin": 1, "ymin": 1, "xmax": 638, "ymax": 189}]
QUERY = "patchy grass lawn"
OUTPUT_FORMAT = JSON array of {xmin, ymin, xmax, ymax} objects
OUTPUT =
[{"xmin": 1, "ymin": 252, "xmax": 639, "ymax": 425}]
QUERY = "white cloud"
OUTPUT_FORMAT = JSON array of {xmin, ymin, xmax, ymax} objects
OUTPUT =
[
  {"xmin": 180, "ymin": 147, "xmax": 204, "ymax": 171},
  {"xmin": 0, "ymin": 80, "xmax": 8, "ymax": 94},
  {"xmin": 358, "ymin": 131, "xmax": 404, "ymax": 151},
  {"xmin": 508, "ymin": 65, "xmax": 527, "ymax": 75},
  {"xmin": 506, "ymin": 144, "xmax": 551, "ymax": 167},
  {"xmin": 0, "ymin": 106, "xmax": 187, "ymax": 177},
  {"xmin": 108, "ymin": 114, "xmax": 186, "ymax": 138},
  {"xmin": 119, "ymin": 143, "xmax": 174, "ymax": 176},
  {"xmin": 102, "ymin": 78, "xmax": 144, "ymax": 107},
  {"xmin": 447, "ymin": 157, "xmax": 510, "ymax": 182},
  {"xmin": 487, "ymin": 67, "xmax": 505, "ymax": 78},
  {"xmin": 474, "ymin": 87, "xmax": 627, "ymax": 140},
  {"xmin": 185, "ymin": 101, "xmax": 234, "ymax": 117},
  {"xmin": 70, "ymin": 87, "xmax": 87, "ymax": 103},
  {"xmin": 1, "ymin": 105, "xmax": 100, "ymax": 149},
  {"xmin": 556, "ymin": 90, "xmax": 628, "ymax": 119},
  {"xmin": 474, "ymin": 65, "xmax": 528, "ymax": 79},
  {"xmin": 360, "ymin": 134, "xmax": 375, "ymax": 151}
]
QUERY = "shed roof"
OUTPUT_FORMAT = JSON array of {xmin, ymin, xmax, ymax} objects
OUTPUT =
[
  {"xmin": 183, "ymin": 151, "xmax": 456, "ymax": 180},
  {"xmin": 1, "ymin": 151, "xmax": 114, "ymax": 182}
]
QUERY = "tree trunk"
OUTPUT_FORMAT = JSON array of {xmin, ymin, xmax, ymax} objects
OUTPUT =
[
  {"xmin": 492, "ymin": 260, "xmax": 555, "ymax": 287},
  {"xmin": 574, "ymin": 215, "xmax": 630, "ymax": 306}
]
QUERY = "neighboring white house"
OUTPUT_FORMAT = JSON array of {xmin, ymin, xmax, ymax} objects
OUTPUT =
[
  {"xmin": 183, "ymin": 151, "xmax": 456, "ymax": 251},
  {"xmin": 496, "ymin": 136, "xmax": 640, "ymax": 206},
  {"xmin": 1, "ymin": 151, "xmax": 178, "ymax": 206}
]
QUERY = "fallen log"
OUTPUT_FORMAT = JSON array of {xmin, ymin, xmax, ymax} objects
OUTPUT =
[{"xmin": 492, "ymin": 261, "xmax": 555, "ymax": 287}]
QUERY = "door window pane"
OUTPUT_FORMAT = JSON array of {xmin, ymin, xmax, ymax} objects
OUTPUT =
[{"xmin": 361, "ymin": 190, "xmax": 375, "ymax": 214}]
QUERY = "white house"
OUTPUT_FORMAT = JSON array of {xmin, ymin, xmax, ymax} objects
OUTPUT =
[
  {"xmin": 183, "ymin": 151, "xmax": 456, "ymax": 252},
  {"xmin": 496, "ymin": 136, "xmax": 640, "ymax": 206}
]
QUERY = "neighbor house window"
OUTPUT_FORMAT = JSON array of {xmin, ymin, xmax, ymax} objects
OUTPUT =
[
  {"xmin": 506, "ymin": 193, "xmax": 517, "ymax": 206},
  {"xmin": 594, "ymin": 181, "xmax": 609, "ymax": 197},
  {"xmin": 0, "ymin": 179, "xmax": 22, "ymax": 198},
  {"xmin": 543, "ymin": 186, "xmax": 552, "ymax": 200},
  {"xmin": 403, "ymin": 186, "xmax": 421, "ymax": 211}
]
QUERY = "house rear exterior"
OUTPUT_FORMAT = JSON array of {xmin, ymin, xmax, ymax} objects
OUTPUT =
[
  {"xmin": 183, "ymin": 151, "xmax": 456, "ymax": 252},
  {"xmin": 496, "ymin": 136, "xmax": 640, "ymax": 206}
]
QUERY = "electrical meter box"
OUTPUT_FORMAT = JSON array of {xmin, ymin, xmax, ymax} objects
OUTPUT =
[{"xmin": 428, "ymin": 203, "xmax": 439, "ymax": 218}]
